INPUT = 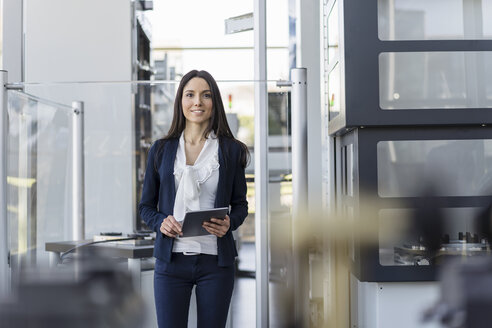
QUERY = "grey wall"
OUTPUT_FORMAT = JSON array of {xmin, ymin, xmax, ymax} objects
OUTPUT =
[
  {"xmin": 24, "ymin": 0, "xmax": 135, "ymax": 243},
  {"xmin": 2, "ymin": 0, "xmax": 23, "ymax": 82}
]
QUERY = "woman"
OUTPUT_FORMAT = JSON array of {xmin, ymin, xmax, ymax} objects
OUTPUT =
[{"xmin": 139, "ymin": 70, "xmax": 249, "ymax": 328}]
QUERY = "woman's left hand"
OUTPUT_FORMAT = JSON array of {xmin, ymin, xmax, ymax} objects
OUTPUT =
[{"xmin": 202, "ymin": 215, "xmax": 230, "ymax": 237}]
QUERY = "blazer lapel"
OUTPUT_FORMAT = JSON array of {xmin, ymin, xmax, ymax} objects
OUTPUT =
[
  {"xmin": 164, "ymin": 138, "xmax": 179, "ymax": 207},
  {"xmin": 215, "ymin": 140, "xmax": 226, "ymax": 207}
]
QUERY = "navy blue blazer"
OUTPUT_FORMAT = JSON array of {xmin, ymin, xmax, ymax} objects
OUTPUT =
[{"xmin": 138, "ymin": 136, "xmax": 248, "ymax": 266}]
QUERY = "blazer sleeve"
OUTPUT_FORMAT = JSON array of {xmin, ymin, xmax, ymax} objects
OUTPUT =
[
  {"xmin": 228, "ymin": 146, "xmax": 248, "ymax": 231},
  {"xmin": 138, "ymin": 142, "xmax": 166, "ymax": 232}
]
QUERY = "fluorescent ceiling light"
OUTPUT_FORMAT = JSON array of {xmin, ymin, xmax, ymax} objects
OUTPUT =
[{"xmin": 224, "ymin": 13, "xmax": 253, "ymax": 34}]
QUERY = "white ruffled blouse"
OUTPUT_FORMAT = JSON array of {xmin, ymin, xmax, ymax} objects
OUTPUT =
[{"xmin": 172, "ymin": 132, "xmax": 220, "ymax": 255}]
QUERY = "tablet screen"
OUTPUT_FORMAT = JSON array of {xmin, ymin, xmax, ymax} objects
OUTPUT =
[{"xmin": 180, "ymin": 207, "xmax": 229, "ymax": 237}]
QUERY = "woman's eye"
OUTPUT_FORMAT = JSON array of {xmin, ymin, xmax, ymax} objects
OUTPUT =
[
  {"xmin": 203, "ymin": 93, "xmax": 211, "ymax": 98},
  {"xmin": 185, "ymin": 93, "xmax": 193, "ymax": 97}
]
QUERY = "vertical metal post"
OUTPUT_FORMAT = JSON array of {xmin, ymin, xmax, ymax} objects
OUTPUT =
[
  {"xmin": 17, "ymin": 96, "xmax": 32, "ymax": 269},
  {"xmin": 291, "ymin": 67, "xmax": 309, "ymax": 326},
  {"xmin": 0, "ymin": 71, "xmax": 9, "ymax": 295},
  {"xmin": 254, "ymin": 0, "xmax": 269, "ymax": 327},
  {"xmin": 72, "ymin": 101, "xmax": 85, "ymax": 241}
]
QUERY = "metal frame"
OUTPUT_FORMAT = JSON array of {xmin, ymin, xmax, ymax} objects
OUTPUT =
[
  {"xmin": 337, "ymin": 126, "xmax": 492, "ymax": 282},
  {"xmin": 0, "ymin": 71, "xmax": 9, "ymax": 295},
  {"xmin": 329, "ymin": 0, "xmax": 492, "ymax": 135},
  {"xmin": 335, "ymin": 130, "xmax": 361, "ymax": 278},
  {"xmin": 71, "ymin": 101, "xmax": 85, "ymax": 241},
  {"xmin": 0, "ymin": 73, "xmax": 82, "ymax": 292},
  {"xmin": 254, "ymin": 0, "xmax": 269, "ymax": 326}
]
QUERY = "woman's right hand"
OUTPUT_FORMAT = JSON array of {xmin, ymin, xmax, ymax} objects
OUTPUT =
[{"xmin": 160, "ymin": 215, "xmax": 183, "ymax": 238}]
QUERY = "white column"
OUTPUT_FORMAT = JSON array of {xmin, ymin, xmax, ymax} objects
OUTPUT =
[
  {"xmin": 72, "ymin": 101, "xmax": 85, "ymax": 241},
  {"xmin": 254, "ymin": 0, "xmax": 269, "ymax": 327},
  {"xmin": 296, "ymin": 1, "xmax": 323, "ymax": 325},
  {"xmin": 296, "ymin": 0, "xmax": 322, "ymax": 219},
  {"xmin": 291, "ymin": 68, "xmax": 310, "ymax": 327}
]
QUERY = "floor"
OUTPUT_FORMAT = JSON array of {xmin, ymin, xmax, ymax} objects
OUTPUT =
[
  {"xmin": 231, "ymin": 242, "xmax": 256, "ymax": 328},
  {"xmin": 231, "ymin": 242, "xmax": 295, "ymax": 328}
]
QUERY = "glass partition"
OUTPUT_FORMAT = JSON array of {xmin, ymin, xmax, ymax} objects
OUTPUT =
[
  {"xmin": 266, "ymin": 82, "xmax": 293, "ymax": 327},
  {"xmin": 328, "ymin": 63, "xmax": 341, "ymax": 120},
  {"xmin": 21, "ymin": 80, "xmax": 260, "ymax": 237},
  {"xmin": 7, "ymin": 78, "xmax": 265, "ymax": 300},
  {"xmin": 379, "ymin": 51, "xmax": 492, "ymax": 110},
  {"xmin": 7, "ymin": 79, "xmax": 294, "ymax": 325},
  {"xmin": 379, "ymin": 207, "xmax": 486, "ymax": 266},
  {"xmin": 327, "ymin": 1, "xmax": 339, "ymax": 65},
  {"xmin": 7, "ymin": 90, "xmax": 72, "ymax": 272},
  {"xmin": 377, "ymin": 138, "xmax": 492, "ymax": 266},
  {"xmin": 377, "ymin": 139, "xmax": 492, "ymax": 197},
  {"xmin": 378, "ymin": 0, "xmax": 492, "ymax": 40},
  {"xmin": 24, "ymin": 82, "xmax": 147, "ymax": 236}
]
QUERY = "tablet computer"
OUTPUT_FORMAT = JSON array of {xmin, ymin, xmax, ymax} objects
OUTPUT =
[{"xmin": 180, "ymin": 207, "xmax": 229, "ymax": 237}]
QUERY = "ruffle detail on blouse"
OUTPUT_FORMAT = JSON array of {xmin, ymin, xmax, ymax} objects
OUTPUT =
[
  {"xmin": 195, "ymin": 151, "xmax": 219, "ymax": 184},
  {"xmin": 172, "ymin": 133, "xmax": 220, "ymax": 215},
  {"xmin": 173, "ymin": 151, "xmax": 219, "ymax": 192}
]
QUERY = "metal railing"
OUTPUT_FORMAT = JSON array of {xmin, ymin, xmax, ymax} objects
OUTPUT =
[{"xmin": 0, "ymin": 72, "xmax": 85, "ymax": 295}]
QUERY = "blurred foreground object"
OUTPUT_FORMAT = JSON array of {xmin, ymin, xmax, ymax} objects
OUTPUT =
[
  {"xmin": 0, "ymin": 249, "xmax": 145, "ymax": 328},
  {"xmin": 422, "ymin": 200, "xmax": 492, "ymax": 328},
  {"xmin": 424, "ymin": 256, "xmax": 492, "ymax": 328}
]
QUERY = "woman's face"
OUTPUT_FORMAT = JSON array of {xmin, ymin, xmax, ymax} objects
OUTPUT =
[{"xmin": 181, "ymin": 77, "xmax": 213, "ymax": 126}]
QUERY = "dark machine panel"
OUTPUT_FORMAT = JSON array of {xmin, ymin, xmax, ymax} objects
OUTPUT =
[
  {"xmin": 337, "ymin": 126, "xmax": 492, "ymax": 282},
  {"xmin": 328, "ymin": 0, "xmax": 492, "ymax": 136}
]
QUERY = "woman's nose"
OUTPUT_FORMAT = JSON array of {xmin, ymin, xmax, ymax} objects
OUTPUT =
[{"xmin": 194, "ymin": 96, "xmax": 201, "ymax": 106}]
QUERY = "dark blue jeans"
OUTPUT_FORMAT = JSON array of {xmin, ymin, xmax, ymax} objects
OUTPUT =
[{"xmin": 154, "ymin": 253, "xmax": 235, "ymax": 328}]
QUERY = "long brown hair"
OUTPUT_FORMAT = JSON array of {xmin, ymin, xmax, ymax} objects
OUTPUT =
[{"xmin": 159, "ymin": 70, "xmax": 249, "ymax": 167}]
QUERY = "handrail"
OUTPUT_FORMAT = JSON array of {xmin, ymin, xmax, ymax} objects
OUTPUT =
[
  {"xmin": 7, "ymin": 90, "xmax": 72, "ymax": 111},
  {"xmin": 7, "ymin": 79, "xmax": 284, "ymax": 86}
]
